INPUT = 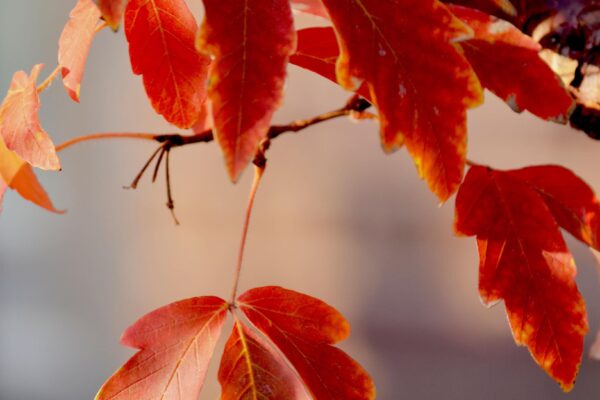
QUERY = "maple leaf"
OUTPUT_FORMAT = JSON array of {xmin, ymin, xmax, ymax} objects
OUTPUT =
[
  {"xmin": 454, "ymin": 165, "xmax": 594, "ymax": 391},
  {"xmin": 124, "ymin": 0, "xmax": 211, "ymax": 129},
  {"xmin": 0, "ymin": 136, "xmax": 61, "ymax": 213},
  {"xmin": 94, "ymin": 0, "xmax": 127, "ymax": 31},
  {"xmin": 218, "ymin": 319, "xmax": 310, "ymax": 399},
  {"xmin": 0, "ymin": 64, "xmax": 60, "ymax": 171},
  {"xmin": 58, "ymin": 0, "xmax": 102, "ymax": 103},
  {"xmin": 196, "ymin": 0, "xmax": 296, "ymax": 181},
  {"xmin": 449, "ymin": 5, "xmax": 574, "ymax": 121},
  {"xmin": 319, "ymin": 0, "xmax": 483, "ymax": 201},
  {"xmin": 96, "ymin": 296, "xmax": 228, "ymax": 400},
  {"xmin": 238, "ymin": 286, "xmax": 375, "ymax": 399}
]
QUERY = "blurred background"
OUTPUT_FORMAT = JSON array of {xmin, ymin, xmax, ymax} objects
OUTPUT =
[{"xmin": 1, "ymin": 1, "xmax": 600, "ymax": 399}]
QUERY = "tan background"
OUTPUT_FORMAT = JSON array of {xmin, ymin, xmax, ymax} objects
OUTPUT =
[{"xmin": 1, "ymin": 1, "xmax": 599, "ymax": 399}]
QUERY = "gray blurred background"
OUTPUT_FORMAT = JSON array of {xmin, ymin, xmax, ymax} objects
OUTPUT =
[{"xmin": 1, "ymin": 1, "xmax": 599, "ymax": 399}]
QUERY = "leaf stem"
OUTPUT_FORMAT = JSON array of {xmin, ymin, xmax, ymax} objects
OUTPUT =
[
  {"xmin": 230, "ymin": 165, "xmax": 266, "ymax": 304},
  {"xmin": 55, "ymin": 132, "xmax": 157, "ymax": 152},
  {"xmin": 95, "ymin": 21, "xmax": 109, "ymax": 34},
  {"xmin": 37, "ymin": 65, "xmax": 62, "ymax": 93}
]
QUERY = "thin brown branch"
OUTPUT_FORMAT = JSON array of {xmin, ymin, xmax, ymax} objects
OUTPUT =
[
  {"xmin": 37, "ymin": 65, "xmax": 62, "ymax": 93},
  {"xmin": 56, "ymin": 132, "xmax": 157, "ymax": 152},
  {"xmin": 153, "ymin": 95, "xmax": 373, "ymax": 149},
  {"xmin": 165, "ymin": 147, "xmax": 180, "ymax": 226}
]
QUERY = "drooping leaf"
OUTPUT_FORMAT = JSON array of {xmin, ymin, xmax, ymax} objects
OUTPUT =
[
  {"xmin": 96, "ymin": 296, "xmax": 228, "ymax": 400},
  {"xmin": 454, "ymin": 165, "xmax": 589, "ymax": 391},
  {"xmin": 291, "ymin": 0, "xmax": 329, "ymax": 18},
  {"xmin": 58, "ymin": 0, "xmax": 102, "ymax": 102},
  {"xmin": 0, "ymin": 65, "xmax": 60, "ymax": 171},
  {"xmin": 94, "ymin": 0, "xmax": 127, "ymax": 30},
  {"xmin": 218, "ymin": 319, "xmax": 310, "ymax": 399},
  {"xmin": 197, "ymin": 0, "xmax": 296, "ymax": 181},
  {"xmin": 319, "ymin": 0, "xmax": 483, "ymax": 201},
  {"xmin": 0, "ymin": 137, "xmax": 61, "ymax": 213},
  {"xmin": 449, "ymin": 5, "xmax": 574, "ymax": 121},
  {"xmin": 124, "ymin": 0, "xmax": 211, "ymax": 129},
  {"xmin": 238, "ymin": 286, "xmax": 375, "ymax": 399}
]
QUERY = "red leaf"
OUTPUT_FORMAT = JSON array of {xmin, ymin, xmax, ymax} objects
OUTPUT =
[
  {"xmin": 508, "ymin": 166, "xmax": 600, "ymax": 249},
  {"xmin": 319, "ymin": 0, "xmax": 483, "ymax": 201},
  {"xmin": 290, "ymin": 27, "xmax": 339, "ymax": 84},
  {"xmin": 449, "ymin": 5, "xmax": 574, "ymax": 121},
  {"xmin": 94, "ymin": 0, "xmax": 126, "ymax": 30},
  {"xmin": 454, "ymin": 165, "xmax": 589, "ymax": 391},
  {"xmin": 59, "ymin": 0, "xmax": 102, "ymax": 103},
  {"xmin": 218, "ymin": 319, "xmax": 310, "ymax": 399},
  {"xmin": 0, "ymin": 64, "xmax": 60, "ymax": 171},
  {"xmin": 0, "ymin": 137, "xmax": 61, "ymax": 213},
  {"xmin": 291, "ymin": 28, "xmax": 370, "ymax": 98},
  {"xmin": 124, "ymin": 0, "xmax": 210, "ymax": 129},
  {"xmin": 238, "ymin": 286, "xmax": 375, "ymax": 399},
  {"xmin": 96, "ymin": 296, "xmax": 228, "ymax": 400},
  {"xmin": 291, "ymin": 0, "xmax": 329, "ymax": 18},
  {"xmin": 197, "ymin": 0, "xmax": 296, "ymax": 181},
  {"xmin": 446, "ymin": 0, "xmax": 517, "ymax": 16}
]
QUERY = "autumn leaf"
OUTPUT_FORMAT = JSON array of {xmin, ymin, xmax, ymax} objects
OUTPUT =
[
  {"xmin": 445, "ymin": 0, "xmax": 517, "ymax": 17},
  {"xmin": 124, "ymin": 0, "xmax": 211, "ymax": 129},
  {"xmin": 218, "ymin": 319, "xmax": 310, "ymax": 399},
  {"xmin": 94, "ymin": 0, "xmax": 127, "ymax": 30},
  {"xmin": 449, "ymin": 5, "xmax": 574, "ymax": 121},
  {"xmin": 197, "ymin": 0, "xmax": 296, "ymax": 181},
  {"xmin": 319, "ymin": 0, "xmax": 483, "ymax": 201},
  {"xmin": 96, "ymin": 296, "xmax": 228, "ymax": 400},
  {"xmin": 454, "ymin": 165, "xmax": 591, "ymax": 391},
  {"xmin": 290, "ymin": 28, "xmax": 340, "ymax": 85},
  {"xmin": 238, "ymin": 286, "xmax": 375, "ymax": 399},
  {"xmin": 0, "ymin": 136, "xmax": 61, "ymax": 213},
  {"xmin": 0, "ymin": 64, "xmax": 60, "ymax": 171},
  {"xmin": 512, "ymin": 165, "xmax": 600, "ymax": 249},
  {"xmin": 291, "ymin": 0, "xmax": 329, "ymax": 18},
  {"xmin": 59, "ymin": 0, "xmax": 102, "ymax": 103},
  {"xmin": 290, "ymin": 28, "xmax": 369, "ymax": 99}
]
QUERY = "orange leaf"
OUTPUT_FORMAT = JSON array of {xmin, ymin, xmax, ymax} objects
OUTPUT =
[
  {"xmin": 455, "ymin": 165, "xmax": 589, "ymax": 391},
  {"xmin": 197, "ymin": 0, "xmax": 296, "ymax": 181},
  {"xmin": 320, "ymin": 0, "xmax": 483, "ymax": 201},
  {"xmin": 450, "ymin": 5, "xmax": 574, "ymax": 121},
  {"xmin": 238, "ymin": 286, "xmax": 375, "ymax": 399},
  {"xmin": 0, "ymin": 137, "xmax": 61, "ymax": 213},
  {"xmin": 94, "ymin": 0, "xmax": 126, "ymax": 30},
  {"xmin": 218, "ymin": 319, "xmax": 310, "ymax": 399},
  {"xmin": 96, "ymin": 296, "xmax": 228, "ymax": 400},
  {"xmin": 511, "ymin": 165, "xmax": 600, "ymax": 250},
  {"xmin": 124, "ymin": 0, "xmax": 210, "ymax": 129},
  {"xmin": 0, "ymin": 64, "xmax": 60, "ymax": 170},
  {"xmin": 59, "ymin": 0, "xmax": 102, "ymax": 103},
  {"xmin": 291, "ymin": 0, "xmax": 329, "ymax": 18}
]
